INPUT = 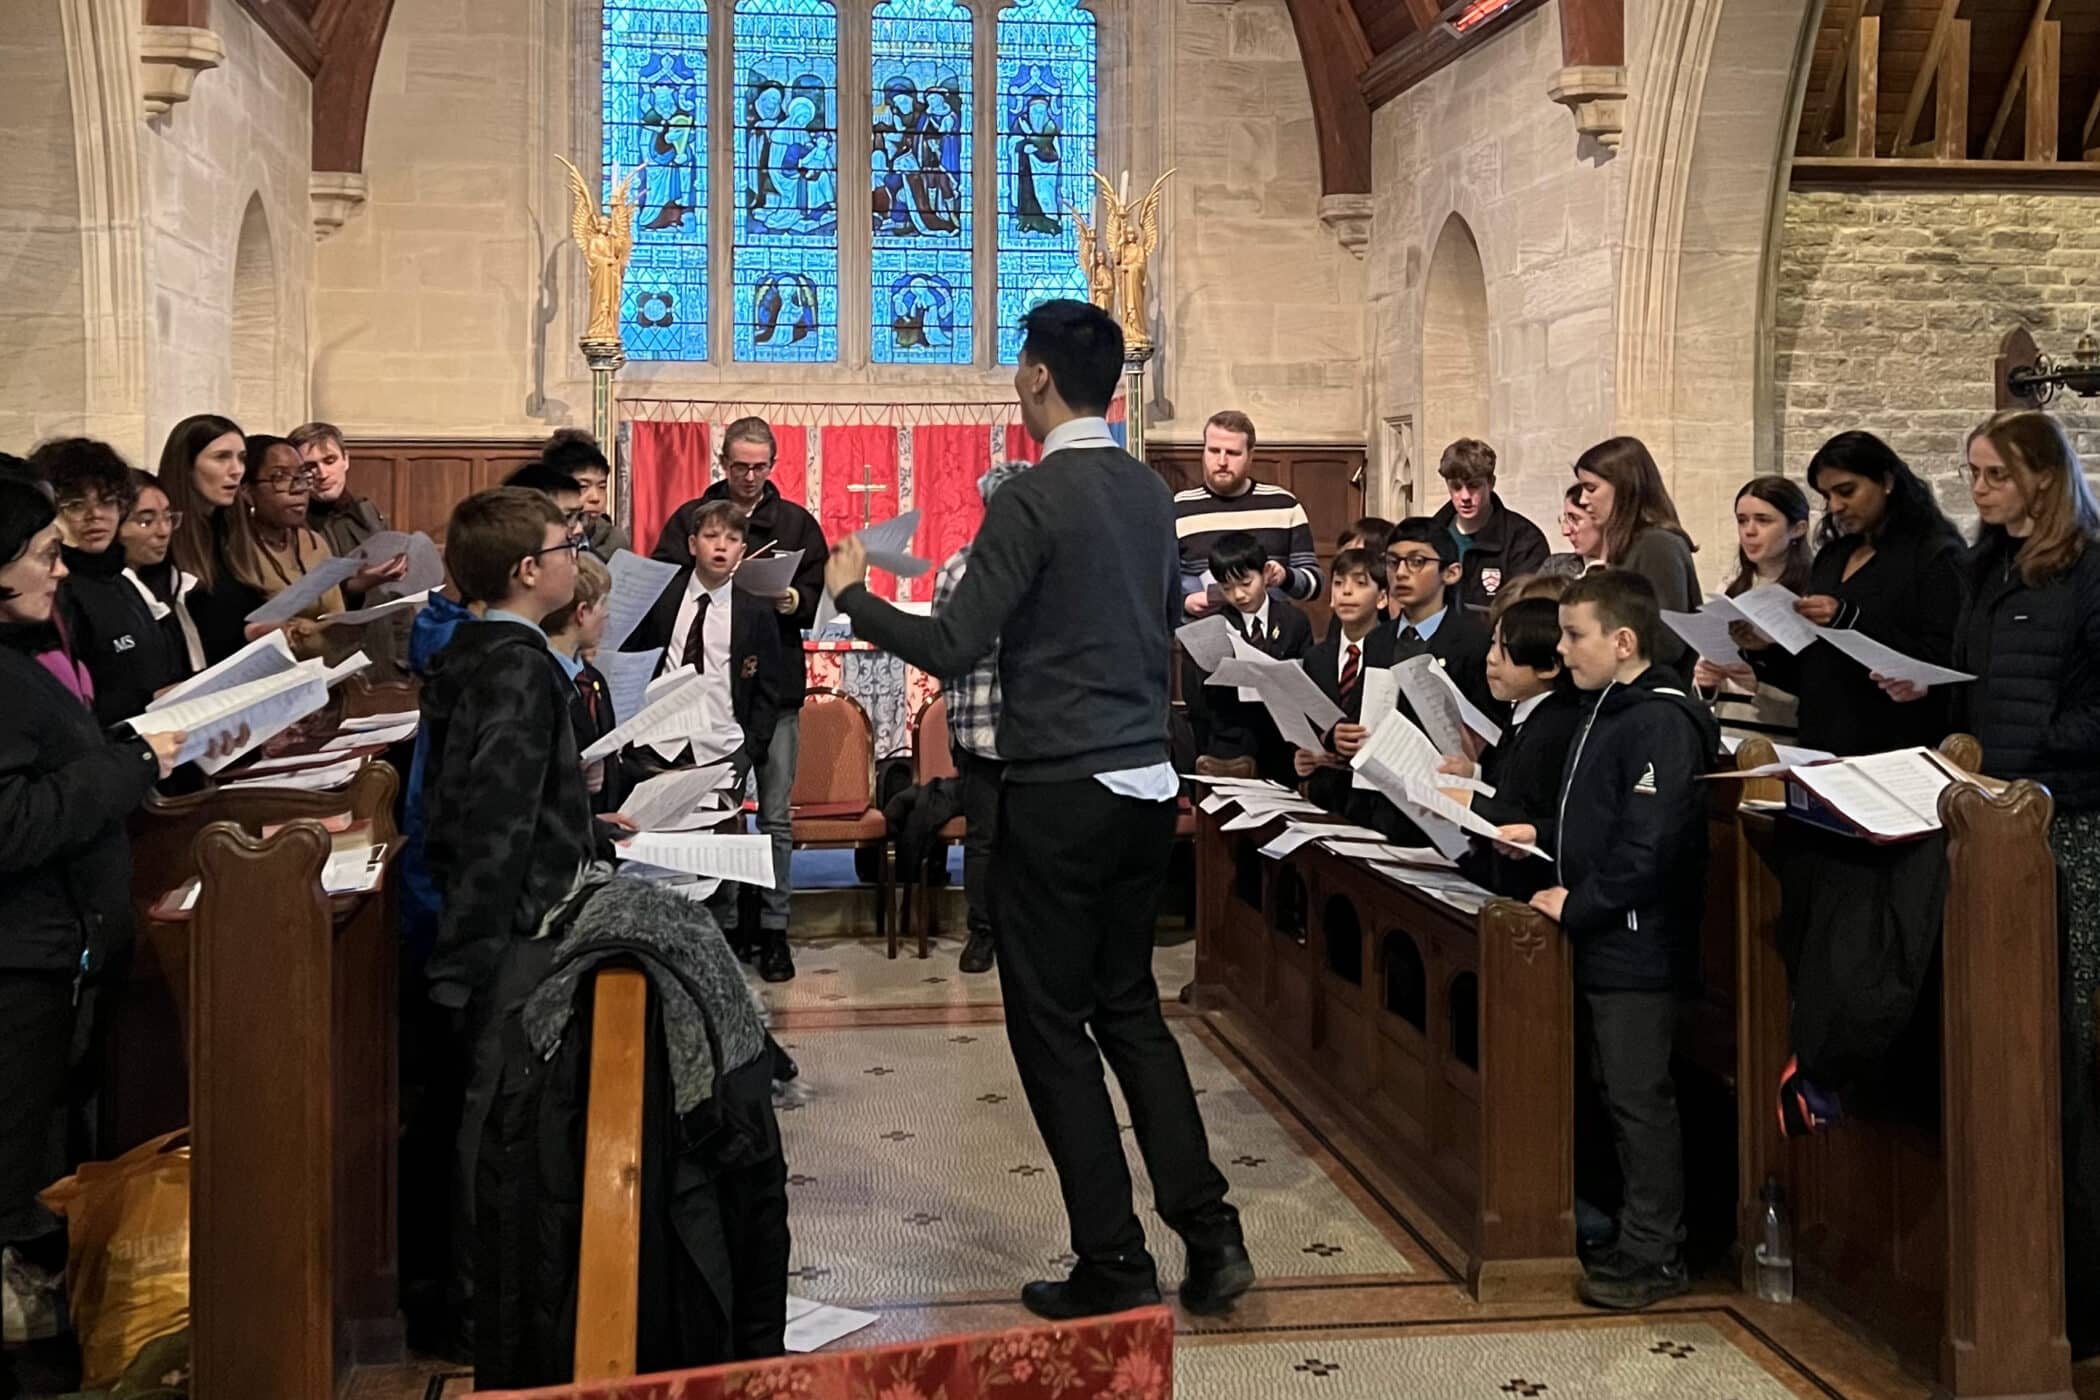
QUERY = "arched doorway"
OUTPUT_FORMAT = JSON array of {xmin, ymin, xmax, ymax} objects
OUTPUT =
[
  {"xmin": 1420, "ymin": 213, "xmax": 1491, "ymax": 507},
  {"xmin": 230, "ymin": 194, "xmax": 278, "ymax": 432}
]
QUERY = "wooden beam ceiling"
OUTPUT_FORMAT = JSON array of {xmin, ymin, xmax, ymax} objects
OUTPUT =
[{"xmin": 1282, "ymin": 0, "xmax": 1378, "ymax": 196}]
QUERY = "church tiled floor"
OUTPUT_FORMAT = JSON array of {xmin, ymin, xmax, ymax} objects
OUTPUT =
[{"xmin": 348, "ymin": 931, "xmax": 2015, "ymax": 1399}]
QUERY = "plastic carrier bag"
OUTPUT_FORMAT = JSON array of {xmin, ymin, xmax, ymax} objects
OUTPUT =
[{"xmin": 39, "ymin": 1131, "xmax": 191, "ymax": 1391}]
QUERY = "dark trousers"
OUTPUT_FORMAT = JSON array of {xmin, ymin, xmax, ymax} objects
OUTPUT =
[
  {"xmin": 953, "ymin": 745, "xmax": 1004, "ymax": 940},
  {"xmin": 992, "ymin": 779, "xmax": 1240, "ymax": 1279},
  {"xmin": 0, "ymin": 973, "xmax": 75, "ymax": 1246},
  {"xmin": 1584, "ymin": 989, "xmax": 1686, "ymax": 1265}
]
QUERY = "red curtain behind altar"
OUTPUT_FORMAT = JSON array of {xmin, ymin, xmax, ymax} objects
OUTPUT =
[
  {"xmin": 819, "ymin": 425, "xmax": 900, "ymax": 600},
  {"xmin": 914, "ymin": 425, "xmax": 990, "ymax": 571},
  {"xmin": 628, "ymin": 420, "xmax": 709, "ymax": 558},
  {"xmin": 769, "ymin": 424, "xmax": 809, "ymax": 508},
  {"xmin": 1004, "ymin": 423, "xmax": 1042, "ymax": 464}
]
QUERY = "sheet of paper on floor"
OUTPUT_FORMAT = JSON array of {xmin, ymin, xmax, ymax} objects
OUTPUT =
[{"xmin": 783, "ymin": 1295, "xmax": 878, "ymax": 1353}]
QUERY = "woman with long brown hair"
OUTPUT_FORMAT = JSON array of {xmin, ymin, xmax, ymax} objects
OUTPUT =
[
  {"xmin": 1885, "ymin": 409, "xmax": 2100, "ymax": 1356},
  {"xmin": 1572, "ymin": 436, "xmax": 1701, "ymax": 670},
  {"xmin": 157, "ymin": 413, "xmax": 263, "ymax": 664},
  {"xmin": 1697, "ymin": 475, "xmax": 1813, "ymax": 741}
]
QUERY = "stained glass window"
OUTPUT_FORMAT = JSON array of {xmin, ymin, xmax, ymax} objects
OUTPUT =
[
  {"xmin": 603, "ymin": 0, "xmax": 709, "ymax": 360},
  {"xmin": 994, "ymin": 0, "xmax": 1096, "ymax": 364},
  {"xmin": 732, "ymin": 0, "xmax": 840, "ymax": 363},
  {"xmin": 869, "ymin": 0, "xmax": 973, "ymax": 365}
]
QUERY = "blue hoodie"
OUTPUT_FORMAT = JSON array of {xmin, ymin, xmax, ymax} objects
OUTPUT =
[{"xmin": 400, "ymin": 591, "xmax": 476, "ymax": 952}]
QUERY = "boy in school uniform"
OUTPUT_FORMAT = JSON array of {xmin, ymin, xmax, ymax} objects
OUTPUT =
[
  {"xmin": 542, "ymin": 552, "xmax": 622, "ymax": 815},
  {"xmin": 1183, "ymin": 531, "xmax": 1313, "ymax": 782},
  {"xmin": 621, "ymin": 499, "xmax": 792, "ymax": 978},
  {"xmin": 1292, "ymin": 547, "xmax": 1393, "ymax": 815},
  {"xmin": 1383, "ymin": 516, "xmax": 1499, "ymax": 725},
  {"xmin": 1441, "ymin": 597, "xmax": 1584, "ymax": 899},
  {"xmin": 1494, "ymin": 570, "xmax": 1720, "ymax": 1311},
  {"xmin": 419, "ymin": 486, "xmax": 603, "ymax": 1339},
  {"xmin": 541, "ymin": 429, "xmax": 631, "ymax": 558}
]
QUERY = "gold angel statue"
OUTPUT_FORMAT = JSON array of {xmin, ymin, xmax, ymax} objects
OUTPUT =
[
  {"xmin": 1092, "ymin": 169, "xmax": 1175, "ymax": 350},
  {"xmin": 556, "ymin": 155, "xmax": 639, "ymax": 346},
  {"xmin": 1067, "ymin": 204, "xmax": 1115, "ymax": 312}
]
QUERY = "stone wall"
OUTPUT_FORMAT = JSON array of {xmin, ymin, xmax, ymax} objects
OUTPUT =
[
  {"xmin": 1774, "ymin": 190, "xmax": 2100, "ymax": 523},
  {"xmin": 1365, "ymin": 5, "xmax": 1627, "ymax": 534},
  {"xmin": 140, "ymin": 3, "xmax": 313, "ymax": 449},
  {"xmin": 310, "ymin": 0, "xmax": 1362, "ymax": 444},
  {"xmin": 0, "ymin": 2, "xmax": 88, "ymax": 452}
]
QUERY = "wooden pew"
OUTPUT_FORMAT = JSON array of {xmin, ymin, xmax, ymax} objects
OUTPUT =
[
  {"xmin": 573, "ymin": 968, "xmax": 651, "ymax": 1381},
  {"xmin": 1192, "ymin": 805, "xmax": 1579, "ymax": 1297},
  {"xmin": 163, "ymin": 761, "xmax": 405, "ymax": 1398},
  {"xmin": 1730, "ymin": 736, "xmax": 2074, "ymax": 1399}
]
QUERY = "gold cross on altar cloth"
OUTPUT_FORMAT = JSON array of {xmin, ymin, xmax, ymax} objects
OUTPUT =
[{"xmin": 845, "ymin": 463, "xmax": 889, "ymax": 529}]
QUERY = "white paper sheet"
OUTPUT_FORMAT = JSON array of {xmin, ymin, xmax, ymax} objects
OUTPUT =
[
  {"xmin": 616, "ymin": 830, "xmax": 777, "ymax": 886},
  {"xmin": 731, "ymin": 548, "xmax": 805, "ymax": 598},
  {"xmin": 1258, "ymin": 824, "xmax": 1330, "ymax": 858},
  {"xmin": 1812, "ymin": 627, "xmax": 1975, "ymax": 688},
  {"xmin": 1349, "ymin": 709, "xmax": 1447, "ymax": 803},
  {"xmin": 601, "ymin": 648, "xmax": 666, "ymax": 731},
  {"xmin": 174, "ymin": 838, "xmax": 385, "ymax": 909},
  {"xmin": 1346, "ymin": 668, "xmax": 1401, "ymax": 789},
  {"xmin": 859, "ymin": 509, "xmax": 932, "ymax": 577},
  {"xmin": 322, "ymin": 719, "xmax": 416, "ymax": 749},
  {"xmin": 1723, "ymin": 584, "xmax": 1821, "ymax": 654},
  {"xmin": 1206, "ymin": 651, "xmax": 1344, "ymax": 735},
  {"xmin": 354, "ymin": 530, "xmax": 446, "ymax": 596},
  {"xmin": 1403, "ymin": 776, "xmax": 1549, "ymax": 860},
  {"xmin": 1175, "ymin": 615, "xmax": 1236, "ymax": 673},
  {"xmin": 244, "ymin": 555, "xmax": 364, "ymax": 625},
  {"xmin": 601, "ymin": 549, "xmax": 681, "ymax": 655},
  {"xmin": 1662, "ymin": 607, "xmax": 1745, "ymax": 667},
  {"xmin": 128, "ymin": 662, "xmax": 334, "ymax": 771},
  {"xmin": 238, "ymin": 750, "xmax": 358, "ymax": 773},
  {"xmin": 149, "ymin": 630, "xmax": 298, "ymax": 712},
  {"xmin": 217, "ymin": 756, "xmax": 366, "ymax": 792},
  {"xmin": 1182, "ymin": 775, "xmax": 1292, "ymax": 791},
  {"xmin": 1393, "ymin": 654, "xmax": 1467, "ymax": 755},
  {"xmin": 581, "ymin": 668, "xmax": 708, "ymax": 760},
  {"xmin": 1430, "ymin": 657, "xmax": 1502, "ymax": 746},
  {"xmin": 619, "ymin": 763, "xmax": 736, "ymax": 832},
  {"xmin": 1790, "ymin": 760, "xmax": 1938, "ymax": 838},
  {"xmin": 322, "ymin": 589, "xmax": 429, "ymax": 627},
  {"xmin": 1221, "ymin": 802, "xmax": 1317, "ymax": 831},
  {"xmin": 337, "ymin": 707, "xmax": 419, "ymax": 733},
  {"xmin": 783, "ymin": 1295, "xmax": 878, "ymax": 1353},
  {"xmin": 1198, "ymin": 793, "xmax": 1233, "ymax": 815}
]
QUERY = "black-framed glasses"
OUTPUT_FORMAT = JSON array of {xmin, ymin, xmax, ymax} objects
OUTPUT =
[
  {"xmin": 257, "ymin": 467, "xmax": 321, "ymax": 493},
  {"xmin": 722, "ymin": 460, "xmax": 774, "ymax": 477},
  {"xmin": 1386, "ymin": 553, "xmax": 1444, "ymax": 573},
  {"xmin": 525, "ymin": 533, "xmax": 588, "ymax": 561}
]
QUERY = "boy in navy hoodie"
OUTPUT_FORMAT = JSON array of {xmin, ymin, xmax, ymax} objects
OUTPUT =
[{"xmin": 1495, "ymin": 569, "xmax": 1719, "ymax": 1311}]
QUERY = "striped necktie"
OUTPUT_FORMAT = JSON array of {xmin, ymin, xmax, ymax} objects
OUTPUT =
[{"xmin": 1339, "ymin": 642, "xmax": 1361, "ymax": 698}]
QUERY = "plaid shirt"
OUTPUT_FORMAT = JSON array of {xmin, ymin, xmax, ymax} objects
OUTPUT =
[{"xmin": 932, "ymin": 543, "xmax": 1001, "ymax": 759}]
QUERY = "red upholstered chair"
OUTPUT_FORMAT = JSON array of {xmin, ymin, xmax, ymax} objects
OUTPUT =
[
  {"xmin": 790, "ymin": 688, "xmax": 893, "ymax": 947},
  {"xmin": 896, "ymin": 695, "xmax": 963, "ymax": 960}
]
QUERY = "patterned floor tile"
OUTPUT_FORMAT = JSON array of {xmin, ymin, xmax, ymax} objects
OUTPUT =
[
  {"xmin": 756, "ymin": 934, "xmax": 1196, "ymax": 1015},
  {"xmin": 777, "ymin": 1019, "xmax": 1416, "ymax": 1304}
]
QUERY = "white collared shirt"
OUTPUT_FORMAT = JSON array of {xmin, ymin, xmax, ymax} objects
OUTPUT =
[
  {"xmin": 1039, "ymin": 416, "xmax": 1178, "ymax": 803},
  {"xmin": 671, "ymin": 572, "xmax": 746, "ymax": 763},
  {"xmin": 1334, "ymin": 628, "xmax": 1375, "ymax": 687},
  {"xmin": 1510, "ymin": 691, "xmax": 1548, "ymax": 728},
  {"xmin": 1233, "ymin": 597, "xmax": 1272, "ymax": 645}
]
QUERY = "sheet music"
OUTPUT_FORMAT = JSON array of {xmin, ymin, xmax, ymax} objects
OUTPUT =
[
  {"xmin": 1175, "ymin": 615, "xmax": 1236, "ymax": 673},
  {"xmin": 1349, "ymin": 668, "xmax": 1400, "ymax": 789},
  {"xmin": 579, "ymin": 669, "xmax": 708, "ymax": 760},
  {"xmin": 1429, "ymin": 657, "xmax": 1502, "ymax": 746},
  {"xmin": 783, "ymin": 1295, "xmax": 878, "ymax": 1354},
  {"xmin": 1222, "ymin": 801, "xmax": 1319, "ymax": 831},
  {"xmin": 601, "ymin": 648, "xmax": 666, "ymax": 732},
  {"xmin": 732, "ymin": 548, "xmax": 805, "ymax": 597},
  {"xmin": 353, "ymin": 530, "xmax": 445, "ymax": 595},
  {"xmin": 218, "ymin": 757, "xmax": 367, "ymax": 792},
  {"xmin": 323, "ymin": 651, "xmax": 373, "ymax": 686},
  {"xmin": 1258, "ymin": 824, "xmax": 1330, "ymax": 858},
  {"xmin": 1350, "ymin": 709, "xmax": 1447, "ymax": 803},
  {"xmin": 1207, "ymin": 651, "xmax": 1345, "ymax": 736},
  {"xmin": 1849, "ymin": 746, "xmax": 1959, "ymax": 826},
  {"xmin": 322, "ymin": 589, "xmax": 429, "ymax": 626},
  {"xmin": 1403, "ymin": 776, "xmax": 1549, "ymax": 860},
  {"xmin": 1394, "ymin": 654, "xmax": 1466, "ymax": 754},
  {"xmin": 600, "ymin": 549, "xmax": 681, "ymax": 654},
  {"xmin": 149, "ymin": 630, "xmax": 298, "ymax": 711},
  {"xmin": 337, "ymin": 707, "xmax": 419, "ymax": 733},
  {"xmin": 1321, "ymin": 839, "xmax": 1444, "ymax": 865},
  {"xmin": 1198, "ymin": 793, "xmax": 1234, "ymax": 815},
  {"xmin": 244, "ymin": 554, "xmax": 363, "ymax": 625},
  {"xmin": 239, "ymin": 750, "xmax": 357, "ymax": 773},
  {"xmin": 1791, "ymin": 759, "xmax": 1938, "ymax": 838},
  {"xmin": 1812, "ymin": 627, "xmax": 1975, "ymax": 688},
  {"xmin": 1662, "ymin": 607, "xmax": 1745, "ymax": 667},
  {"xmin": 858, "ymin": 509, "xmax": 931, "ymax": 577},
  {"xmin": 616, "ymin": 830, "xmax": 776, "ymax": 887},
  {"xmin": 618, "ymin": 763, "xmax": 736, "ymax": 832},
  {"xmin": 322, "ymin": 718, "xmax": 416, "ymax": 749},
  {"xmin": 1723, "ymin": 584, "xmax": 1821, "ymax": 655},
  {"xmin": 126, "ymin": 663, "xmax": 331, "ymax": 770},
  {"xmin": 1183, "ymin": 775, "xmax": 1292, "ymax": 791}
]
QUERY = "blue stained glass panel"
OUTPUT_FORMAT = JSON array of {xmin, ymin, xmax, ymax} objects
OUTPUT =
[
  {"xmin": 995, "ymin": 0, "xmax": 1096, "ymax": 364},
  {"xmin": 870, "ymin": 0, "xmax": 974, "ymax": 365},
  {"xmin": 732, "ymin": 0, "xmax": 840, "ymax": 363},
  {"xmin": 603, "ymin": 0, "xmax": 708, "ymax": 360}
]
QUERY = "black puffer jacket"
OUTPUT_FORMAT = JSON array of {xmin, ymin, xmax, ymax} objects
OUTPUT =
[
  {"xmin": 1540, "ymin": 665, "xmax": 1722, "ymax": 992},
  {"xmin": 1954, "ymin": 530, "xmax": 2100, "ymax": 811},
  {"xmin": 0, "ymin": 635, "xmax": 161, "ymax": 975},
  {"xmin": 59, "ymin": 544, "xmax": 179, "ymax": 729}
]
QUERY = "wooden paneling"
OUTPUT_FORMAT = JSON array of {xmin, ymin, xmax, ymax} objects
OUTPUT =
[{"xmin": 344, "ymin": 437, "xmax": 546, "ymax": 547}]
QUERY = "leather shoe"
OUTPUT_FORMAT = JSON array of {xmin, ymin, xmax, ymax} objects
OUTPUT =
[
  {"xmin": 758, "ymin": 936, "xmax": 796, "ymax": 983},
  {"xmin": 958, "ymin": 929, "xmax": 996, "ymax": 974},
  {"xmin": 1020, "ymin": 1271, "xmax": 1162, "ymax": 1321},
  {"xmin": 1179, "ymin": 1243, "xmax": 1254, "ymax": 1315}
]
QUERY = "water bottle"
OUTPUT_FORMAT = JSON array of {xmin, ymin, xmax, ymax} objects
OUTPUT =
[{"xmin": 1751, "ymin": 1176, "xmax": 1795, "ymax": 1303}]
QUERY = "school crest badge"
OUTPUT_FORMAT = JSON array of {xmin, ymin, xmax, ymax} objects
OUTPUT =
[
  {"xmin": 741, "ymin": 656, "xmax": 759, "ymax": 679},
  {"xmin": 1481, "ymin": 567, "xmax": 1503, "ymax": 596}
]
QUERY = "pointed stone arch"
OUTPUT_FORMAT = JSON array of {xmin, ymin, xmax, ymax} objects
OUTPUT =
[{"xmin": 230, "ymin": 193, "xmax": 281, "ymax": 430}]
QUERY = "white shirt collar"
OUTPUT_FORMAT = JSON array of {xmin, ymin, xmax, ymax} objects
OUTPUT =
[
  {"xmin": 689, "ymin": 569, "xmax": 734, "ymax": 604},
  {"xmin": 1235, "ymin": 597, "xmax": 1271, "ymax": 639},
  {"xmin": 1512, "ymin": 691, "xmax": 1549, "ymax": 726},
  {"xmin": 1041, "ymin": 416, "xmax": 1117, "ymax": 456}
]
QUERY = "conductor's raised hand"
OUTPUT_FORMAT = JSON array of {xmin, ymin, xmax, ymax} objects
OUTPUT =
[{"xmin": 824, "ymin": 536, "xmax": 868, "ymax": 599}]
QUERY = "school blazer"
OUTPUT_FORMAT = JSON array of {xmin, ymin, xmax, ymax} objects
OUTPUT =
[
  {"xmin": 622, "ymin": 568, "xmax": 789, "ymax": 757},
  {"xmin": 1300, "ymin": 624, "xmax": 1396, "ymax": 814},
  {"xmin": 1182, "ymin": 599, "xmax": 1315, "ymax": 781}
]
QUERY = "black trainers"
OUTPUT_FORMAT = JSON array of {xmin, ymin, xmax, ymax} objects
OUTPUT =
[
  {"xmin": 1576, "ymin": 1257, "xmax": 1691, "ymax": 1311},
  {"xmin": 959, "ymin": 929, "xmax": 996, "ymax": 974}
]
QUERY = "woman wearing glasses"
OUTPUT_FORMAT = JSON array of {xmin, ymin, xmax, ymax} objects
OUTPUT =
[
  {"xmin": 24, "ymin": 438, "xmax": 180, "ymax": 727},
  {"xmin": 118, "ymin": 467, "xmax": 205, "ymax": 676}
]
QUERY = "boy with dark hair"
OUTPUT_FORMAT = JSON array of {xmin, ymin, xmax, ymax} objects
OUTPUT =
[
  {"xmin": 542, "ymin": 428, "xmax": 630, "ymax": 557},
  {"xmin": 501, "ymin": 461, "xmax": 586, "ymax": 528},
  {"xmin": 543, "ymin": 552, "xmax": 621, "ymax": 813},
  {"xmin": 1293, "ymin": 546, "xmax": 1392, "ymax": 814},
  {"xmin": 1495, "ymin": 569, "xmax": 1720, "ymax": 1311},
  {"xmin": 1184, "ymin": 530, "xmax": 1312, "ymax": 781},
  {"xmin": 1432, "ymin": 438, "xmax": 1550, "ymax": 613},
  {"xmin": 1383, "ymin": 516, "xmax": 1497, "ymax": 721},
  {"xmin": 419, "ymin": 485, "xmax": 601, "ymax": 1340},
  {"xmin": 1336, "ymin": 516, "xmax": 1394, "ymax": 556},
  {"xmin": 1443, "ymin": 596, "xmax": 1582, "ymax": 898},
  {"xmin": 622, "ymin": 499, "xmax": 790, "ymax": 977}
]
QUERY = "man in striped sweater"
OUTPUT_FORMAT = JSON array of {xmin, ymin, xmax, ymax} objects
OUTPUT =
[{"xmin": 1173, "ymin": 411, "xmax": 1321, "ymax": 616}]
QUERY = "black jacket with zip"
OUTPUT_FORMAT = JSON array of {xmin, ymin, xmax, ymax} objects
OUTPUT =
[
  {"xmin": 1431, "ymin": 494, "xmax": 1552, "ymax": 616},
  {"xmin": 0, "ymin": 634, "xmax": 161, "ymax": 975},
  {"xmin": 1461, "ymin": 685, "xmax": 1585, "ymax": 899},
  {"xmin": 58, "ymin": 544, "xmax": 180, "ymax": 729},
  {"xmin": 1541, "ymin": 665, "xmax": 1721, "ymax": 992}
]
